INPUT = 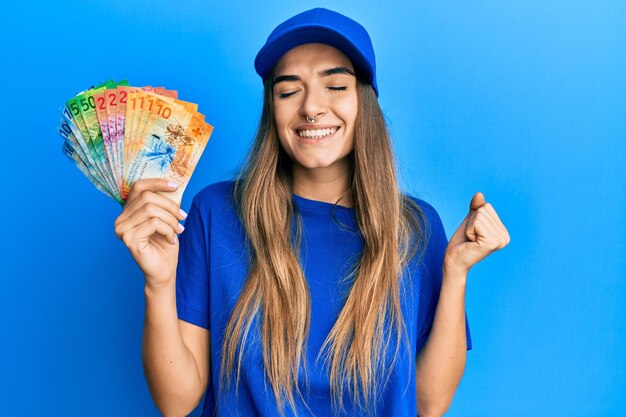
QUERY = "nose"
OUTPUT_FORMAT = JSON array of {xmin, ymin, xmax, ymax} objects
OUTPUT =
[{"xmin": 299, "ymin": 87, "xmax": 326, "ymax": 122}]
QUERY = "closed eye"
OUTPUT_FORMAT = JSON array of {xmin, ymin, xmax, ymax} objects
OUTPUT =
[
  {"xmin": 277, "ymin": 86, "xmax": 346, "ymax": 98},
  {"xmin": 278, "ymin": 91, "xmax": 298, "ymax": 99}
]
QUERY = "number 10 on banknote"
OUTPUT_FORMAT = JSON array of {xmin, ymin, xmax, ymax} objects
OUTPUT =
[{"xmin": 57, "ymin": 79, "xmax": 214, "ymax": 205}]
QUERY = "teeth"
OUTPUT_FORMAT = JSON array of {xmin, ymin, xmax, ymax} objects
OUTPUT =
[{"xmin": 297, "ymin": 128, "xmax": 337, "ymax": 138}]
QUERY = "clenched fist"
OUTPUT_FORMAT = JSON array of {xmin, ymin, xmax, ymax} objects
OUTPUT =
[{"xmin": 444, "ymin": 192, "xmax": 510, "ymax": 275}]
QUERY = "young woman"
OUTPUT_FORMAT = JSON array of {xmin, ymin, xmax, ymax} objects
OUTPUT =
[{"xmin": 114, "ymin": 8, "xmax": 510, "ymax": 417}]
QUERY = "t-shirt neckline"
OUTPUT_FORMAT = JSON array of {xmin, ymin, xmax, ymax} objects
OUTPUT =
[{"xmin": 292, "ymin": 193, "xmax": 354, "ymax": 213}]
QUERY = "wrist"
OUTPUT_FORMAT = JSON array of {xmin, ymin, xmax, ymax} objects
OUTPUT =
[
  {"xmin": 442, "ymin": 258, "xmax": 469, "ymax": 284},
  {"xmin": 144, "ymin": 275, "xmax": 176, "ymax": 295},
  {"xmin": 443, "ymin": 254, "xmax": 469, "ymax": 274}
]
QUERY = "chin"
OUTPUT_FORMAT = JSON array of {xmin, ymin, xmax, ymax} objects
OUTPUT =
[
  {"xmin": 296, "ymin": 160, "xmax": 334, "ymax": 170},
  {"xmin": 292, "ymin": 155, "xmax": 349, "ymax": 171}
]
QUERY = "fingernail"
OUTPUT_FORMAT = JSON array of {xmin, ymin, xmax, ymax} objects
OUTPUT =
[
  {"xmin": 180, "ymin": 209, "xmax": 188, "ymax": 218},
  {"xmin": 171, "ymin": 235, "xmax": 178, "ymax": 245},
  {"xmin": 168, "ymin": 181, "xmax": 178, "ymax": 189},
  {"xmin": 178, "ymin": 223, "xmax": 185, "ymax": 232}
]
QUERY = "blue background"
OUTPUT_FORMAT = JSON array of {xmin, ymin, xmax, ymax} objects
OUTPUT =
[{"xmin": 1, "ymin": 0, "xmax": 624, "ymax": 415}]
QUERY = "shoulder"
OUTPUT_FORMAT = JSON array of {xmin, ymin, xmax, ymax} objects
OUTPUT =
[
  {"xmin": 190, "ymin": 180, "xmax": 237, "ymax": 210},
  {"xmin": 182, "ymin": 180, "xmax": 240, "ymax": 228},
  {"xmin": 402, "ymin": 193, "xmax": 448, "ymax": 264},
  {"xmin": 402, "ymin": 193, "xmax": 445, "ymax": 234}
]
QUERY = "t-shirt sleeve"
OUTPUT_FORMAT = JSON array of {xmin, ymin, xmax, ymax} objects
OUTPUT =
[
  {"xmin": 415, "ymin": 201, "xmax": 472, "ymax": 354},
  {"xmin": 176, "ymin": 195, "xmax": 211, "ymax": 330}
]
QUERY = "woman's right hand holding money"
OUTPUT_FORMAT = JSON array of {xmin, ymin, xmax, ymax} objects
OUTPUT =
[{"xmin": 114, "ymin": 179, "xmax": 187, "ymax": 288}]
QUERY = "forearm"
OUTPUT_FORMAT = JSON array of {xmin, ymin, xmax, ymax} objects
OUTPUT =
[
  {"xmin": 415, "ymin": 268, "xmax": 468, "ymax": 417},
  {"xmin": 142, "ymin": 277, "xmax": 203, "ymax": 417}
]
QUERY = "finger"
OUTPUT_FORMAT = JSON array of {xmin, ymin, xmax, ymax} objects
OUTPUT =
[
  {"xmin": 116, "ymin": 202, "xmax": 184, "ymax": 239},
  {"xmin": 121, "ymin": 179, "xmax": 178, "ymax": 221},
  {"xmin": 448, "ymin": 212, "xmax": 470, "ymax": 247},
  {"xmin": 477, "ymin": 203, "xmax": 511, "ymax": 247},
  {"xmin": 127, "ymin": 178, "xmax": 179, "ymax": 203},
  {"xmin": 125, "ymin": 217, "xmax": 179, "ymax": 247},
  {"xmin": 474, "ymin": 211, "xmax": 504, "ymax": 249},
  {"xmin": 464, "ymin": 210, "xmax": 478, "ymax": 242},
  {"xmin": 480, "ymin": 203, "xmax": 510, "ymax": 234},
  {"xmin": 467, "ymin": 208, "xmax": 509, "ymax": 251},
  {"xmin": 465, "ymin": 209, "xmax": 498, "ymax": 245},
  {"xmin": 120, "ymin": 190, "xmax": 186, "ymax": 225},
  {"xmin": 469, "ymin": 192, "xmax": 486, "ymax": 212}
]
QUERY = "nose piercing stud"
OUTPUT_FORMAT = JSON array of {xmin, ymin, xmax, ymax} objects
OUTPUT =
[{"xmin": 306, "ymin": 115, "xmax": 317, "ymax": 123}]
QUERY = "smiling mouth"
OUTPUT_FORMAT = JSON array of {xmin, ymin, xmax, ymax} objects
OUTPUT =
[{"xmin": 296, "ymin": 127, "xmax": 339, "ymax": 139}]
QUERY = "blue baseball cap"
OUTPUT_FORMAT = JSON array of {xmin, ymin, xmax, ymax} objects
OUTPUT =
[{"xmin": 254, "ymin": 8, "xmax": 379, "ymax": 96}]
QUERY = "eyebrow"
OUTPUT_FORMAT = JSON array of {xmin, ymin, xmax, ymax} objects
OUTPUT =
[{"xmin": 272, "ymin": 66, "xmax": 356, "ymax": 87}]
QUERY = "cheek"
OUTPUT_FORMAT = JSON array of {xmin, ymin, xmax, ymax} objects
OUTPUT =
[
  {"xmin": 275, "ymin": 127, "xmax": 291, "ymax": 153},
  {"xmin": 273, "ymin": 115, "xmax": 295, "ymax": 157},
  {"xmin": 273, "ymin": 107, "xmax": 290, "ymax": 138},
  {"xmin": 273, "ymin": 104, "xmax": 287, "ymax": 130},
  {"xmin": 274, "ymin": 103, "xmax": 300, "ymax": 139},
  {"xmin": 335, "ymin": 96, "xmax": 358, "ymax": 127}
]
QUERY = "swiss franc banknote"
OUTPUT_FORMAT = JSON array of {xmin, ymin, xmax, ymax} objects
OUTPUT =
[{"xmin": 58, "ymin": 80, "xmax": 213, "ymax": 205}]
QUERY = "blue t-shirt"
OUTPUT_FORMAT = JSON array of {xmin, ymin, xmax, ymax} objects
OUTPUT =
[{"xmin": 176, "ymin": 180, "xmax": 472, "ymax": 417}]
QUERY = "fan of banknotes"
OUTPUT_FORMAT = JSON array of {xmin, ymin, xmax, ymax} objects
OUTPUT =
[{"xmin": 57, "ymin": 79, "xmax": 213, "ymax": 205}]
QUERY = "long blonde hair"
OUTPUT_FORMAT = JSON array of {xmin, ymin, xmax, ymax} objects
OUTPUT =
[{"xmin": 219, "ymin": 71, "xmax": 429, "ymax": 416}]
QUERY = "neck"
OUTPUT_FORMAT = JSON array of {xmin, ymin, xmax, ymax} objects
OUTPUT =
[{"xmin": 291, "ymin": 160, "xmax": 353, "ymax": 208}]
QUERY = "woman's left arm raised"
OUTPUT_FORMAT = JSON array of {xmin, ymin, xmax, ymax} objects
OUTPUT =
[{"xmin": 416, "ymin": 192, "xmax": 510, "ymax": 417}]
